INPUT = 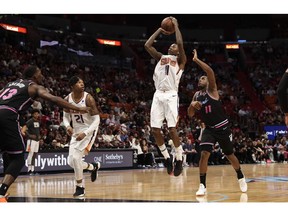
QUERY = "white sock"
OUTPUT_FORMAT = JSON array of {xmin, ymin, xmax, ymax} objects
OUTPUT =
[
  {"xmin": 76, "ymin": 182, "xmax": 83, "ymax": 188},
  {"xmin": 175, "ymin": 146, "xmax": 183, "ymax": 161},
  {"xmin": 158, "ymin": 144, "xmax": 170, "ymax": 159},
  {"xmin": 86, "ymin": 163, "xmax": 93, "ymax": 171}
]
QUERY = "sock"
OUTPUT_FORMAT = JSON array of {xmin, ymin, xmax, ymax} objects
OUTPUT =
[
  {"xmin": 0, "ymin": 184, "xmax": 9, "ymax": 196},
  {"xmin": 76, "ymin": 182, "xmax": 83, "ymax": 187},
  {"xmin": 158, "ymin": 144, "xmax": 170, "ymax": 159},
  {"xmin": 200, "ymin": 173, "xmax": 206, "ymax": 187},
  {"xmin": 31, "ymin": 166, "xmax": 35, "ymax": 172},
  {"xmin": 86, "ymin": 163, "xmax": 93, "ymax": 171},
  {"xmin": 175, "ymin": 146, "xmax": 183, "ymax": 161},
  {"xmin": 235, "ymin": 168, "xmax": 244, "ymax": 179}
]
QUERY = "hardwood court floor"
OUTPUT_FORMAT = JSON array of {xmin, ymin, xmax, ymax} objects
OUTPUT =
[{"xmin": 5, "ymin": 163, "xmax": 288, "ymax": 203}]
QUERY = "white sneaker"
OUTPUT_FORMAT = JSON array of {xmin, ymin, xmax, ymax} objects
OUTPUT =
[
  {"xmin": 238, "ymin": 177, "xmax": 248, "ymax": 192},
  {"xmin": 196, "ymin": 195, "xmax": 207, "ymax": 203},
  {"xmin": 196, "ymin": 183, "xmax": 207, "ymax": 196}
]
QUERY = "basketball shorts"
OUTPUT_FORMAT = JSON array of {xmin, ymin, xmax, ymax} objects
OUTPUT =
[
  {"xmin": 199, "ymin": 127, "xmax": 234, "ymax": 155},
  {"xmin": 150, "ymin": 90, "xmax": 179, "ymax": 128},
  {"xmin": 26, "ymin": 139, "xmax": 40, "ymax": 153},
  {"xmin": 0, "ymin": 108, "xmax": 25, "ymax": 153},
  {"xmin": 69, "ymin": 129, "xmax": 98, "ymax": 154}
]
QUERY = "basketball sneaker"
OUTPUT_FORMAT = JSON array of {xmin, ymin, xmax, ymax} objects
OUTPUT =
[
  {"xmin": 73, "ymin": 186, "xmax": 85, "ymax": 197},
  {"xmin": 91, "ymin": 162, "xmax": 101, "ymax": 182},
  {"xmin": 196, "ymin": 195, "xmax": 208, "ymax": 203},
  {"xmin": 0, "ymin": 193, "xmax": 9, "ymax": 203},
  {"xmin": 238, "ymin": 177, "xmax": 248, "ymax": 192},
  {"xmin": 196, "ymin": 183, "xmax": 207, "ymax": 196},
  {"xmin": 173, "ymin": 160, "xmax": 183, "ymax": 176},
  {"xmin": 165, "ymin": 158, "xmax": 173, "ymax": 175}
]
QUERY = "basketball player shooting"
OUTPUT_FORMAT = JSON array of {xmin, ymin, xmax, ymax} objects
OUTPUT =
[{"xmin": 144, "ymin": 16, "xmax": 187, "ymax": 176}]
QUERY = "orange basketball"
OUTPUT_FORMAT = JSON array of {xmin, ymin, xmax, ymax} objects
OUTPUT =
[{"xmin": 161, "ymin": 17, "xmax": 175, "ymax": 34}]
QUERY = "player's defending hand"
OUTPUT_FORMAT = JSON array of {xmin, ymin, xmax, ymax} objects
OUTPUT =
[
  {"xmin": 192, "ymin": 49, "xmax": 198, "ymax": 62},
  {"xmin": 78, "ymin": 107, "xmax": 91, "ymax": 114}
]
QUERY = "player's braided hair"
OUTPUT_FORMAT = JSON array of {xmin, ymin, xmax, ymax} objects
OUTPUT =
[{"xmin": 68, "ymin": 76, "xmax": 81, "ymax": 87}]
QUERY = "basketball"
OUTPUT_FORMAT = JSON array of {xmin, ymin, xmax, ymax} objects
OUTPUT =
[{"xmin": 161, "ymin": 17, "xmax": 175, "ymax": 34}]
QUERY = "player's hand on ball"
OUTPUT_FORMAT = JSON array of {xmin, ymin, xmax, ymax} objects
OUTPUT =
[
  {"xmin": 160, "ymin": 27, "xmax": 173, "ymax": 35},
  {"xmin": 192, "ymin": 49, "xmax": 198, "ymax": 62}
]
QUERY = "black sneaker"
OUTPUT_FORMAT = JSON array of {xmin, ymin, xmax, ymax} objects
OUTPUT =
[
  {"xmin": 73, "ymin": 186, "xmax": 85, "ymax": 197},
  {"xmin": 91, "ymin": 162, "xmax": 101, "ymax": 182},
  {"xmin": 165, "ymin": 158, "xmax": 173, "ymax": 175},
  {"xmin": 174, "ymin": 160, "xmax": 183, "ymax": 176}
]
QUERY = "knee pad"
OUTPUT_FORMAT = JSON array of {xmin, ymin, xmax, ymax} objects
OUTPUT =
[{"xmin": 5, "ymin": 153, "xmax": 25, "ymax": 178}]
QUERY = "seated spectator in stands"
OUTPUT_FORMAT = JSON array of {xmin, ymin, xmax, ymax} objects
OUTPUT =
[
  {"xmin": 105, "ymin": 112, "xmax": 116, "ymax": 127},
  {"xmin": 253, "ymin": 139, "xmax": 266, "ymax": 163},
  {"xmin": 140, "ymin": 138, "xmax": 156, "ymax": 167},
  {"xmin": 277, "ymin": 142, "xmax": 287, "ymax": 163},
  {"xmin": 130, "ymin": 138, "xmax": 144, "ymax": 167},
  {"xmin": 39, "ymin": 138, "xmax": 54, "ymax": 151},
  {"xmin": 51, "ymin": 139, "xmax": 65, "ymax": 149},
  {"xmin": 264, "ymin": 140, "xmax": 275, "ymax": 163},
  {"xmin": 44, "ymin": 129, "xmax": 56, "ymax": 146},
  {"xmin": 101, "ymin": 128, "xmax": 115, "ymax": 148},
  {"xmin": 183, "ymin": 139, "xmax": 199, "ymax": 166},
  {"xmin": 38, "ymin": 138, "xmax": 45, "ymax": 151}
]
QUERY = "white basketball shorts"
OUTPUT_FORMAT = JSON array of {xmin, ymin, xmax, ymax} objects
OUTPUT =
[
  {"xmin": 150, "ymin": 90, "xmax": 179, "ymax": 128},
  {"xmin": 26, "ymin": 139, "xmax": 40, "ymax": 153}
]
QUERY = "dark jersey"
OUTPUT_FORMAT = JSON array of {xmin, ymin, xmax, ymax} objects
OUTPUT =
[
  {"xmin": 195, "ymin": 90, "xmax": 228, "ymax": 128},
  {"xmin": 26, "ymin": 118, "xmax": 40, "ymax": 141},
  {"xmin": 0, "ymin": 79, "xmax": 34, "ymax": 113}
]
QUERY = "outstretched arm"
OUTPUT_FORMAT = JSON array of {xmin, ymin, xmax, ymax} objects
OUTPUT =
[
  {"xmin": 30, "ymin": 84, "xmax": 89, "ymax": 113},
  {"xmin": 192, "ymin": 49, "xmax": 218, "ymax": 98}
]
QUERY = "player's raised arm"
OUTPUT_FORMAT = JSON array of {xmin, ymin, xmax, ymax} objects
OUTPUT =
[
  {"xmin": 192, "ymin": 49, "xmax": 218, "ymax": 97},
  {"xmin": 144, "ymin": 28, "xmax": 164, "ymax": 61}
]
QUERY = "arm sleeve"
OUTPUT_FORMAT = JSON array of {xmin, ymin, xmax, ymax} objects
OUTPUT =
[
  {"xmin": 63, "ymin": 111, "xmax": 71, "ymax": 128},
  {"xmin": 84, "ymin": 115, "xmax": 100, "ymax": 136},
  {"xmin": 277, "ymin": 70, "xmax": 288, "ymax": 113}
]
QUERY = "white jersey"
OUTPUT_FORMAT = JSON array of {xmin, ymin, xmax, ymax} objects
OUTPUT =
[
  {"xmin": 67, "ymin": 92, "xmax": 92, "ymax": 134},
  {"xmin": 153, "ymin": 54, "xmax": 184, "ymax": 92}
]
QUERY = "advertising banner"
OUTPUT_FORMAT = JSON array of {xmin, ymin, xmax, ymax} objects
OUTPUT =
[
  {"xmin": 264, "ymin": 125, "xmax": 287, "ymax": 140},
  {"xmin": 0, "ymin": 149, "xmax": 136, "ymax": 174}
]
